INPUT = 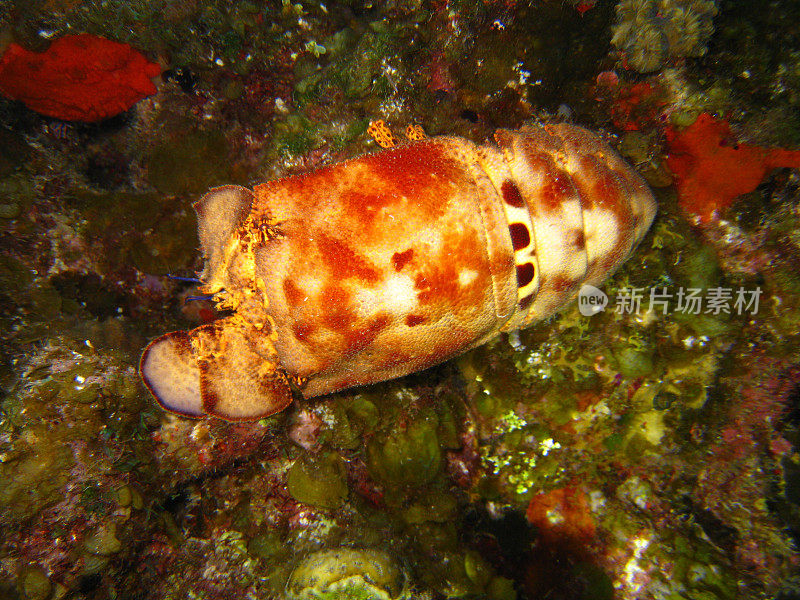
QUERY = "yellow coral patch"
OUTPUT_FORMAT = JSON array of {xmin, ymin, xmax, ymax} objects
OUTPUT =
[
  {"xmin": 368, "ymin": 120, "xmax": 397, "ymax": 148},
  {"xmin": 405, "ymin": 124, "xmax": 426, "ymax": 141}
]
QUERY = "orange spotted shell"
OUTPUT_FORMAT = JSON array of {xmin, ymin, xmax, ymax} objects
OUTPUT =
[{"xmin": 141, "ymin": 124, "xmax": 656, "ymax": 420}]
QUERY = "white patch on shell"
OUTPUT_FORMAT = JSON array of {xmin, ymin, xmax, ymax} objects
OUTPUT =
[
  {"xmin": 459, "ymin": 269, "xmax": 478, "ymax": 286},
  {"xmin": 354, "ymin": 273, "xmax": 418, "ymax": 317}
]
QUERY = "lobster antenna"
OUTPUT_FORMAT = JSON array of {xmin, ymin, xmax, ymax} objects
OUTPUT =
[
  {"xmin": 166, "ymin": 274, "xmax": 203, "ymax": 284},
  {"xmin": 184, "ymin": 295, "xmax": 215, "ymax": 303}
]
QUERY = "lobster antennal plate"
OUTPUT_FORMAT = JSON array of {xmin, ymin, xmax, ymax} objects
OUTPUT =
[
  {"xmin": 140, "ymin": 318, "xmax": 294, "ymax": 421},
  {"xmin": 140, "ymin": 331, "xmax": 204, "ymax": 418}
]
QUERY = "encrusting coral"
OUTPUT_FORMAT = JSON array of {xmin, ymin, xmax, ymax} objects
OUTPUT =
[
  {"xmin": 611, "ymin": 0, "xmax": 718, "ymax": 72},
  {"xmin": 666, "ymin": 112, "xmax": 800, "ymax": 221},
  {"xmin": 0, "ymin": 34, "xmax": 160, "ymax": 122}
]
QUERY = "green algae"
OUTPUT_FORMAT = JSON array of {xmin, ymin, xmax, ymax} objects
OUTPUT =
[
  {"xmin": 412, "ymin": 546, "xmax": 489, "ymax": 598},
  {"xmin": 464, "ymin": 549, "xmax": 493, "ymax": 590},
  {"xmin": 487, "ymin": 576, "xmax": 518, "ymax": 600},
  {"xmin": 285, "ymin": 548, "xmax": 411, "ymax": 600},
  {"xmin": 287, "ymin": 451, "xmax": 348, "ymax": 509},
  {"xmin": 273, "ymin": 114, "xmax": 320, "ymax": 157},
  {"xmin": 83, "ymin": 522, "xmax": 122, "ymax": 556},
  {"xmin": 615, "ymin": 346, "xmax": 656, "ymax": 378},
  {"xmin": 401, "ymin": 489, "xmax": 457, "ymax": 525},
  {"xmin": 18, "ymin": 566, "xmax": 51, "ymax": 600},
  {"xmin": 293, "ymin": 28, "xmax": 394, "ymax": 105},
  {"xmin": 367, "ymin": 414, "xmax": 442, "ymax": 489},
  {"xmin": 248, "ymin": 530, "xmax": 288, "ymax": 562},
  {"xmin": 0, "ymin": 176, "xmax": 35, "ymax": 220},
  {"xmin": 0, "ymin": 433, "xmax": 74, "ymax": 521}
]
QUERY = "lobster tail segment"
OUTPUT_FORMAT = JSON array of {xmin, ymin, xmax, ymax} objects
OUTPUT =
[{"xmin": 490, "ymin": 124, "xmax": 656, "ymax": 327}]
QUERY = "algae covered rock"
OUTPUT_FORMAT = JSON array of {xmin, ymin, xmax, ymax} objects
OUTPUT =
[
  {"xmin": 0, "ymin": 434, "xmax": 74, "ymax": 521},
  {"xmin": 367, "ymin": 416, "xmax": 442, "ymax": 488},
  {"xmin": 285, "ymin": 548, "xmax": 412, "ymax": 600},
  {"xmin": 83, "ymin": 522, "xmax": 123, "ymax": 556},
  {"xmin": 18, "ymin": 566, "xmax": 51, "ymax": 600},
  {"xmin": 287, "ymin": 451, "xmax": 348, "ymax": 509},
  {"xmin": 615, "ymin": 346, "xmax": 655, "ymax": 378}
]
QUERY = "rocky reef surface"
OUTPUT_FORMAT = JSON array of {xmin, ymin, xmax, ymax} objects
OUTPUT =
[{"xmin": 1, "ymin": 1, "xmax": 800, "ymax": 599}]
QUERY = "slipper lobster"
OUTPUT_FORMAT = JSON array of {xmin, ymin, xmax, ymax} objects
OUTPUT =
[{"xmin": 140, "ymin": 123, "xmax": 656, "ymax": 421}]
